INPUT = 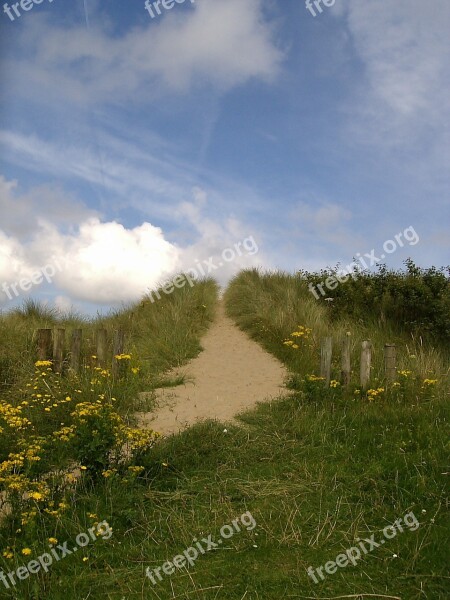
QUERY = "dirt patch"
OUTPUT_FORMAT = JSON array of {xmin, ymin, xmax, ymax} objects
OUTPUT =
[{"xmin": 136, "ymin": 302, "xmax": 292, "ymax": 436}]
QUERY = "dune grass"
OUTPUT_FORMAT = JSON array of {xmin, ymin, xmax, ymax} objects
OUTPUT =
[
  {"xmin": 0, "ymin": 278, "xmax": 218, "ymax": 395},
  {"xmin": 0, "ymin": 270, "xmax": 448, "ymax": 599}
]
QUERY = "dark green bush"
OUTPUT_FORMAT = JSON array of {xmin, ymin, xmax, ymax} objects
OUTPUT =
[{"xmin": 300, "ymin": 260, "xmax": 450, "ymax": 344}]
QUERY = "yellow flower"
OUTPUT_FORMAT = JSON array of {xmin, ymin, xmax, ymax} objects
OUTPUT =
[
  {"xmin": 330, "ymin": 380, "xmax": 340, "ymax": 388},
  {"xmin": 82, "ymin": 557, "xmax": 88, "ymax": 562},
  {"xmin": 2, "ymin": 550, "xmax": 13, "ymax": 559},
  {"xmin": 127, "ymin": 465, "xmax": 145, "ymax": 474},
  {"xmin": 306, "ymin": 375, "xmax": 325, "ymax": 382},
  {"xmin": 102, "ymin": 469, "xmax": 117, "ymax": 478},
  {"xmin": 35, "ymin": 360, "xmax": 52, "ymax": 368},
  {"xmin": 29, "ymin": 492, "xmax": 44, "ymax": 501},
  {"xmin": 21, "ymin": 548, "xmax": 32, "ymax": 556},
  {"xmin": 48, "ymin": 538, "xmax": 58, "ymax": 545}
]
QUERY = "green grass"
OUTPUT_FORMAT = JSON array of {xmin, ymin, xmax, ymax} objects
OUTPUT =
[
  {"xmin": 0, "ymin": 278, "xmax": 218, "ymax": 396},
  {"xmin": 223, "ymin": 268, "xmax": 450, "ymax": 384},
  {"xmin": 1, "ymin": 394, "xmax": 447, "ymax": 599},
  {"xmin": 0, "ymin": 270, "xmax": 449, "ymax": 599}
]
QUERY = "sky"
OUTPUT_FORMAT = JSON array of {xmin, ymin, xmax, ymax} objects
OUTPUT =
[{"xmin": 0, "ymin": 0, "xmax": 449, "ymax": 314}]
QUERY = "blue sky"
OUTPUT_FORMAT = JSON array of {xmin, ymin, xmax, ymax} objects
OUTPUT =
[{"xmin": 0, "ymin": 0, "xmax": 449, "ymax": 313}]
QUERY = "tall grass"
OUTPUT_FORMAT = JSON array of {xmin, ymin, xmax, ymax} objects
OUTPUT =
[
  {"xmin": 0, "ymin": 278, "xmax": 219, "ymax": 393},
  {"xmin": 0, "ymin": 271, "xmax": 448, "ymax": 599},
  {"xmin": 223, "ymin": 268, "xmax": 449, "ymax": 385}
]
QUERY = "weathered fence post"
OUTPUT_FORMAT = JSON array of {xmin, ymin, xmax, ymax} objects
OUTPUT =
[
  {"xmin": 384, "ymin": 343, "xmax": 397, "ymax": 384},
  {"xmin": 360, "ymin": 340, "xmax": 372, "ymax": 389},
  {"xmin": 70, "ymin": 329, "xmax": 82, "ymax": 373},
  {"xmin": 112, "ymin": 327, "xmax": 125, "ymax": 378},
  {"xmin": 341, "ymin": 334, "xmax": 351, "ymax": 386},
  {"xmin": 320, "ymin": 337, "xmax": 332, "ymax": 386},
  {"xmin": 53, "ymin": 328, "xmax": 65, "ymax": 373},
  {"xmin": 37, "ymin": 329, "xmax": 53, "ymax": 362},
  {"xmin": 95, "ymin": 329, "xmax": 108, "ymax": 368}
]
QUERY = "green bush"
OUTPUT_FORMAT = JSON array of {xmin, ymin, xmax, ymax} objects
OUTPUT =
[{"xmin": 300, "ymin": 260, "xmax": 450, "ymax": 344}]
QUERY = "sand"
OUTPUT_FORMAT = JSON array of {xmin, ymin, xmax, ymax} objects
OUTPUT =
[{"xmin": 136, "ymin": 302, "xmax": 291, "ymax": 436}]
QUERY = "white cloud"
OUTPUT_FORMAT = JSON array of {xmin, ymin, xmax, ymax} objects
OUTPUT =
[
  {"xmin": 0, "ymin": 231, "xmax": 36, "ymax": 297},
  {"xmin": 11, "ymin": 0, "xmax": 282, "ymax": 105},
  {"xmin": 48, "ymin": 218, "xmax": 181, "ymax": 303},
  {"xmin": 174, "ymin": 186, "xmax": 265, "ymax": 284},
  {"xmin": 0, "ymin": 176, "xmax": 265, "ymax": 305},
  {"xmin": 53, "ymin": 295, "xmax": 74, "ymax": 314},
  {"xmin": 338, "ymin": 0, "xmax": 450, "ymax": 153},
  {"xmin": 0, "ymin": 175, "xmax": 182, "ymax": 304}
]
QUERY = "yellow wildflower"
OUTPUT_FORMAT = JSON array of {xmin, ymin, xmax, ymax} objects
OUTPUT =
[
  {"xmin": 29, "ymin": 492, "xmax": 44, "ymax": 501},
  {"xmin": 35, "ymin": 360, "xmax": 52, "ymax": 368}
]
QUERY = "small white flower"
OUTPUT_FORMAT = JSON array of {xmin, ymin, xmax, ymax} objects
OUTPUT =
[
  {"xmin": 392, "ymin": 554, "xmax": 398, "ymax": 558},
  {"xmin": 252, "ymin": 544, "xmax": 258, "ymax": 548},
  {"xmin": 223, "ymin": 429, "xmax": 228, "ymax": 433},
  {"xmin": 422, "ymin": 509, "xmax": 426, "ymax": 514}
]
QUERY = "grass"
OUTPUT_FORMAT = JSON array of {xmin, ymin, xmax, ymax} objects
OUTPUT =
[
  {"xmin": 0, "ymin": 278, "xmax": 218, "ymax": 396},
  {"xmin": 0, "ymin": 269, "xmax": 449, "ymax": 599},
  {"xmin": 1, "ymin": 395, "xmax": 447, "ymax": 599}
]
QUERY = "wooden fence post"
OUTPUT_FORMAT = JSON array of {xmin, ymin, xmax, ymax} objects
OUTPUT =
[
  {"xmin": 37, "ymin": 329, "xmax": 53, "ymax": 362},
  {"xmin": 360, "ymin": 340, "xmax": 372, "ymax": 389},
  {"xmin": 341, "ymin": 335, "xmax": 351, "ymax": 386},
  {"xmin": 320, "ymin": 337, "xmax": 332, "ymax": 386},
  {"xmin": 96, "ymin": 329, "xmax": 108, "ymax": 368},
  {"xmin": 70, "ymin": 329, "xmax": 82, "ymax": 373},
  {"xmin": 52, "ymin": 328, "xmax": 65, "ymax": 373},
  {"xmin": 112, "ymin": 327, "xmax": 125, "ymax": 378},
  {"xmin": 384, "ymin": 343, "xmax": 397, "ymax": 384}
]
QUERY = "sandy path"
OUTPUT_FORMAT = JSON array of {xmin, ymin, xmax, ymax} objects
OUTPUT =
[{"xmin": 136, "ymin": 302, "xmax": 291, "ymax": 436}]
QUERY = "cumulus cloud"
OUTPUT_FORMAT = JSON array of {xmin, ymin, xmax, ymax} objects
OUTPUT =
[
  {"xmin": 48, "ymin": 219, "xmax": 181, "ymax": 303},
  {"xmin": 0, "ymin": 174, "xmax": 96, "ymax": 238},
  {"xmin": 0, "ymin": 176, "xmax": 182, "ymax": 305},
  {"xmin": 0, "ymin": 177, "xmax": 265, "ymax": 306}
]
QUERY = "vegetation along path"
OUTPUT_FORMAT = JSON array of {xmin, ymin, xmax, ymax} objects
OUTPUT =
[{"xmin": 137, "ymin": 301, "xmax": 291, "ymax": 435}]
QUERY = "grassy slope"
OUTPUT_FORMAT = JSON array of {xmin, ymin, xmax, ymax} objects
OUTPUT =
[
  {"xmin": 0, "ymin": 279, "xmax": 218, "ymax": 395},
  {"xmin": 1, "ymin": 271, "xmax": 449, "ymax": 599}
]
